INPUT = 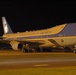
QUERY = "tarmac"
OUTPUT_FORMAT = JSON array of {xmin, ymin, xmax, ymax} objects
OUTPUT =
[{"xmin": 0, "ymin": 49, "xmax": 76, "ymax": 69}]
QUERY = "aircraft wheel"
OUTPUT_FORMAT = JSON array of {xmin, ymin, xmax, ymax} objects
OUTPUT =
[
  {"xmin": 22, "ymin": 48, "xmax": 26, "ymax": 53},
  {"xmin": 73, "ymin": 50, "xmax": 76, "ymax": 53}
]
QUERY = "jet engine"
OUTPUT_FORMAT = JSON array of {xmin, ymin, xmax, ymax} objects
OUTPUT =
[{"xmin": 10, "ymin": 41, "xmax": 23, "ymax": 50}]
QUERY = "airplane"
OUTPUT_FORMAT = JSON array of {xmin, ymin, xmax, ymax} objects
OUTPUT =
[{"xmin": 0, "ymin": 16, "xmax": 76, "ymax": 53}]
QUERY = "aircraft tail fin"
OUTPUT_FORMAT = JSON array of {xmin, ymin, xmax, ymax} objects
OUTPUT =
[{"xmin": 2, "ymin": 17, "xmax": 13, "ymax": 34}]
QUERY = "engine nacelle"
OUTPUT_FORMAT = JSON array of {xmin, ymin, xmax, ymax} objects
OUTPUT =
[{"xmin": 10, "ymin": 41, "xmax": 23, "ymax": 50}]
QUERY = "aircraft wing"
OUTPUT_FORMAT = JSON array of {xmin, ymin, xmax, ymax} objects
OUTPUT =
[
  {"xmin": 0, "ymin": 38, "xmax": 61, "ymax": 47},
  {"xmin": 0, "ymin": 39, "xmax": 45, "ymax": 45}
]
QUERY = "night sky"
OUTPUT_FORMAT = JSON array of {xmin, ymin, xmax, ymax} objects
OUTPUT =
[{"xmin": 0, "ymin": 1, "xmax": 76, "ymax": 36}]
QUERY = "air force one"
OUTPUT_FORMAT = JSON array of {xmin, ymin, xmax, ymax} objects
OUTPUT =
[{"xmin": 1, "ymin": 16, "xmax": 76, "ymax": 53}]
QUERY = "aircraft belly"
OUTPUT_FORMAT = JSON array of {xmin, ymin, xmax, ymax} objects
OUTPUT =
[{"xmin": 53, "ymin": 37, "xmax": 76, "ymax": 47}]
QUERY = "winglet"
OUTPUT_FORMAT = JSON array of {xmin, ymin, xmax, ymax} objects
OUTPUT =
[{"xmin": 2, "ymin": 17, "xmax": 13, "ymax": 34}]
